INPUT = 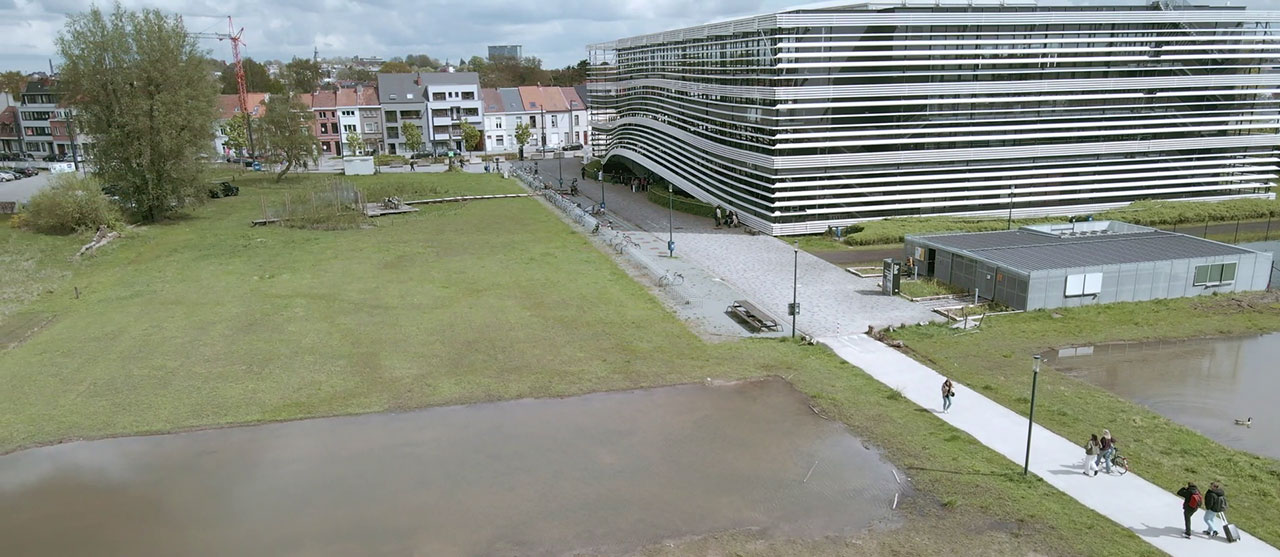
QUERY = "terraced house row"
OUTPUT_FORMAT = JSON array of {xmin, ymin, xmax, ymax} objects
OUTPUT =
[{"xmin": 587, "ymin": 0, "xmax": 1280, "ymax": 235}]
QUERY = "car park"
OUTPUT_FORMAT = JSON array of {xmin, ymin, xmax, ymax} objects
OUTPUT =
[{"xmin": 0, "ymin": 171, "xmax": 17, "ymax": 182}]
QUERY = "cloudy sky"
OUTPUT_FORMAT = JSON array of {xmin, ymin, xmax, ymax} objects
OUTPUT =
[{"xmin": 2, "ymin": 0, "xmax": 1276, "ymax": 73}]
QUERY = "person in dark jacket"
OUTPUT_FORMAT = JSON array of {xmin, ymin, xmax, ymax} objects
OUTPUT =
[
  {"xmin": 1096, "ymin": 429, "xmax": 1117, "ymax": 474},
  {"xmin": 1176, "ymin": 482, "xmax": 1201, "ymax": 539},
  {"xmin": 1203, "ymin": 482, "xmax": 1227, "ymax": 537}
]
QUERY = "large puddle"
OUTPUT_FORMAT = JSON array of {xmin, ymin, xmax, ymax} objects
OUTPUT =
[
  {"xmin": 0, "ymin": 378, "xmax": 900, "ymax": 556},
  {"xmin": 1043, "ymin": 333, "xmax": 1280, "ymax": 460}
]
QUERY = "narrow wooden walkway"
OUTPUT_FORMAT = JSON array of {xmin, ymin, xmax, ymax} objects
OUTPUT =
[{"xmin": 404, "ymin": 193, "xmax": 532, "ymax": 205}]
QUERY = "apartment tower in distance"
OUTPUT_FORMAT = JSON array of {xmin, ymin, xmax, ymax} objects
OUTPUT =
[{"xmin": 587, "ymin": 1, "xmax": 1280, "ymax": 235}]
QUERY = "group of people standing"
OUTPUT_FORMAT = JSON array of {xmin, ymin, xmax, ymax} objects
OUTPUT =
[
  {"xmin": 713, "ymin": 206, "xmax": 740, "ymax": 228},
  {"xmin": 1177, "ymin": 481, "xmax": 1231, "ymax": 540},
  {"xmin": 1081, "ymin": 430, "xmax": 1118, "ymax": 476}
]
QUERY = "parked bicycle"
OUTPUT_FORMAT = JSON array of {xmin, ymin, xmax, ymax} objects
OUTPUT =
[{"xmin": 658, "ymin": 271, "xmax": 685, "ymax": 287}]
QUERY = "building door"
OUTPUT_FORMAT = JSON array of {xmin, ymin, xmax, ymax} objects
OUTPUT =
[{"xmin": 926, "ymin": 248, "xmax": 936, "ymax": 275}]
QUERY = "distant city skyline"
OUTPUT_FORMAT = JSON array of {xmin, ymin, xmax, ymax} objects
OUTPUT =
[{"xmin": 3, "ymin": 0, "xmax": 1273, "ymax": 73}]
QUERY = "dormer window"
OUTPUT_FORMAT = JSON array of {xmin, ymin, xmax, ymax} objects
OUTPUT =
[
  {"xmin": 407, "ymin": 93, "xmax": 414, "ymax": 99},
  {"xmin": 390, "ymin": 94, "xmax": 398, "ymax": 100}
]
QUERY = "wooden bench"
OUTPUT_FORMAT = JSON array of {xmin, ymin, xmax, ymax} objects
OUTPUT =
[{"xmin": 726, "ymin": 300, "xmax": 781, "ymax": 333}]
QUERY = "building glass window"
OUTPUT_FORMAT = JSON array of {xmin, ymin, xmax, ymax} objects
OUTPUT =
[{"xmin": 1193, "ymin": 262, "xmax": 1237, "ymax": 286}]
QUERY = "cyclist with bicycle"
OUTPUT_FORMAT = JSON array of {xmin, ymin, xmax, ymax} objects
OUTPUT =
[{"xmin": 1096, "ymin": 429, "xmax": 1117, "ymax": 474}]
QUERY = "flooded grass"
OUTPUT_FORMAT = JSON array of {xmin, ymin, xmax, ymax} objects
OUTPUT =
[{"xmin": 0, "ymin": 380, "xmax": 899, "ymax": 556}]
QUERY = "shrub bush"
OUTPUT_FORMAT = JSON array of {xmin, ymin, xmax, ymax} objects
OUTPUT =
[
  {"xmin": 21, "ymin": 174, "xmax": 123, "ymax": 235},
  {"xmin": 373, "ymin": 154, "xmax": 408, "ymax": 167}
]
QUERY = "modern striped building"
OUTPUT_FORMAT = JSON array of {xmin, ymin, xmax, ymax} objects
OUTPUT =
[{"xmin": 587, "ymin": 1, "xmax": 1280, "ymax": 235}]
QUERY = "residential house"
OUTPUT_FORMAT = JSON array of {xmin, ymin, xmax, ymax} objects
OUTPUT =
[
  {"xmin": 0, "ymin": 107, "xmax": 19, "ymax": 155},
  {"xmin": 482, "ymin": 86, "xmax": 588, "ymax": 156},
  {"xmin": 336, "ymin": 85, "xmax": 382, "ymax": 155},
  {"xmin": 213, "ymin": 93, "xmax": 269, "ymax": 156},
  {"xmin": 304, "ymin": 91, "xmax": 343, "ymax": 156},
  {"xmin": 378, "ymin": 72, "xmax": 482, "ymax": 156},
  {"xmin": 423, "ymin": 72, "xmax": 482, "ymax": 154},
  {"xmin": 17, "ymin": 79, "xmax": 58, "ymax": 158}
]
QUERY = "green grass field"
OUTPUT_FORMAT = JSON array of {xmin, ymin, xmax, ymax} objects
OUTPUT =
[
  {"xmin": 889, "ymin": 296, "xmax": 1280, "ymax": 548},
  {"xmin": 0, "ymin": 170, "xmax": 1195, "ymax": 555}
]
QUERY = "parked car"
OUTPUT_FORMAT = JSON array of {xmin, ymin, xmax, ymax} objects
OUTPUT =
[
  {"xmin": 42, "ymin": 153, "xmax": 60, "ymax": 162},
  {"xmin": 409, "ymin": 152, "xmax": 432, "ymax": 160},
  {"xmin": 16, "ymin": 167, "xmax": 39, "ymax": 177},
  {"xmin": 562, "ymin": 143, "xmax": 583, "ymax": 151},
  {"xmin": 0, "ymin": 171, "xmax": 16, "ymax": 182},
  {"xmin": 536, "ymin": 146, "xmax": 557, "ymax": 153}
]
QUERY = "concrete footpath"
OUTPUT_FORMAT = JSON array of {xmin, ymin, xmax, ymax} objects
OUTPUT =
[{"xmin": 821, "ymin": 334, "xmax": 1280, "ymax": 557}]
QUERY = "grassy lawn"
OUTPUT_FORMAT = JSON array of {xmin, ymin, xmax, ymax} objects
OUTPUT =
[
  {"xmin": 899, "ymin": 278, "xmax": 967, "ymax": 299},
  {"xmin": 888, "ymin": 295, "xmax": 1280, "ymax": 548},
  {"xmin": 0, "ymin": 170, "xmax": 1166, "ymax": 555}
]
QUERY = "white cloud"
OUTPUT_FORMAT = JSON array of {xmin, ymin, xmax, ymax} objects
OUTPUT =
[{"xmin": 3, "ymin": 0, "xmax": 1277, "ymax": 72}]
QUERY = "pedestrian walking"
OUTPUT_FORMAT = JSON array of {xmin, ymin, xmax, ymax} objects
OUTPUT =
[
  {"xmin": 1083, "ymin": 434, "xmax": 1101, "ymax": 476},
  {"xmin": 1176, "ymin": 482, "xmax": 1202, "ymax": 539},
  {"xmin": 1203, "ymin": 482, "xmax": 1227, "ymax": 537},
  {"xmin": 409, "ymin": 160, "xmax": 416, "ymax": 171},
  {"xmin": 941, "ymin": 378, "xmax": 955, "ymax": 413},
  {"xmin": 1096, "ymin": 429, "xmax": 1117, "ymax": 474},
  {"xmin": 714, "ymin": 206, "xmax": 723, "ymax": 227}
]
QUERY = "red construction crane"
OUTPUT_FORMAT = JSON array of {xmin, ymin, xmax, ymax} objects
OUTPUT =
[{"xmin": 192, "ymin": 17, "xmax": 254, "ymax": 156}]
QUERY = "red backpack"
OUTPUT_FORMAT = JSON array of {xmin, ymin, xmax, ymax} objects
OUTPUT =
[{"xmin": 1189, "ymin": 492, "xmax": 1203, "ymax": 509}]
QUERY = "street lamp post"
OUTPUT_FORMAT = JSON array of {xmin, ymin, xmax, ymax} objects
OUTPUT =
[
  {"xmin": 1007, "ymin": 185, "xmax": 1015, "ymax": 230},
  {"xmin": 667, "ymin": 183, "xmax": 675, "ymax": 258},
  {"xmin": 600, "ymin": 175, "xmax": 606, "ymax": 211},
  {"xmin": 1023, "ymin": 355, "xmax": 1042, "ymax": 476},
  {"xmin": 791, "ymin": 241, "xmax": 799, "ymax": 338}
]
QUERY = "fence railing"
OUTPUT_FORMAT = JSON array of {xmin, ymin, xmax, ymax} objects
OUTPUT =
[{"xmin": 511, "ymin": 167, "xmax": 600, "ymax": 233}]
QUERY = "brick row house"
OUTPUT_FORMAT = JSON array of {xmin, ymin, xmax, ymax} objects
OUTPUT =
[{"xmin": 16, "ymin": 79, "xmax": 91, "ymax": 160}]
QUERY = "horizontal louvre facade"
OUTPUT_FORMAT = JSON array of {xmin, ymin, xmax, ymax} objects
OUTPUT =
[{"xmin": 588, "ymin": 3, "xmax": 1280, "ymax": 235}]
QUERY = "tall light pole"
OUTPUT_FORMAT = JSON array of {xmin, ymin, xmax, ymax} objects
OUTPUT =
[
  {"xmin": 666, "ymin": 183, "xmax": 675, "ymax": 257},
  {"xmin": 1023, "ymin": 355, "xmax": 1042, "ymax": 476},
  {"xmin": 600, "ymin": 172, "xmax": 606, "ymax": 212},
  {"xmin": 790, "ymin": 240, "xmax": 800, "ymax": 338},
  {"xmin": 1007, "ymin": 185, "xmax": 1015, "ymax": 230}
]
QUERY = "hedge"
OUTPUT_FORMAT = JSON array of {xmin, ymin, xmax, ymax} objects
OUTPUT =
[{"xmin": 646, "ymin": 187, "xmax": 716, "ymax": 218}]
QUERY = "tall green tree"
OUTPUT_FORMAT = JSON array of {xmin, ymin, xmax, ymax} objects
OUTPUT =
[
  {"xmin": 378, "ymin": 61, "xmax": 412, "ymax": 74},
  {"xmin": 345, "ymin": 129, "xmax": 363, "ymax": 156},
  {"xmin": 221, "ymin": 114, "xmax": 248, "ymax": 155},
  {"xmin": 56, "ymin": 3, "xmax": 218, "ymax": 221},
  {"xmin": 221, "ymin": 57, "xmax": 284, "ymax": 94},
  {"xmin": 514, "ymin": 121, "xmax": 531, "ymax": 160},
  {"xmin": 0, "ymin": 70, "xmax": 27, "ymax": 99},
  {"xmin": 283, "ymin": 56, "xmax": 322, "ymax": 93},
  {"xmin": 336, "ymin": 66, "xmax": 374, "ymax": 82},
  {"xmin": 259, "ymin": 94, "xmax": 318, "ymax": 182},
  {"xmin": 404, "ymin": 54, "xmax": 440, "ymax": 71},
  {"xmin": 402, "ymin": 121, "xmax": 424, "ymax": 155},
  {"xmin": 461, "ymin": 121, "xmax": 481, "ymax": 153}
]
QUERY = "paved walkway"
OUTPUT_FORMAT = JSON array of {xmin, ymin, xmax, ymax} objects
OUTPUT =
[{"xmin": 821, "ymin": 334, "xmax": 1280, "ymax": 557}]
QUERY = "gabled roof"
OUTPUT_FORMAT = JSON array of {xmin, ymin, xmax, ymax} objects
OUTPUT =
[
  {"xmin": 308, "ymin": 90, "xmax": 337, "ymax": 108},
  {"xmin": 498, "ymin": 88, "xmax": 526, "ymax": 113},
  {"xmin": 574, "ymin": 85, "xmax": 590, "ymax": 108},
  {"xmin": 481, "ymin": 88, "xmax": 503, "ymax": 113},
  {"xmin": 0, "ymin": 106, "xmax": 15, "ymax": 125},
  {"xmin": 562, "ymin": 87, "xmax": 586, "ymax": 111},
  {"xmin": 420, "ymin": 72, "xmax": 479, "ymax": 86},
  {"xmin": 517, "ymin": 86, "xmax": 547, "ymax": 111},
  {"xmin": 216, "ymin": 93, "xmax": 269, "ymax": 119},
  {"xmin": 377, "ymin": 73, "xmax": 424, "ymax": 104}
]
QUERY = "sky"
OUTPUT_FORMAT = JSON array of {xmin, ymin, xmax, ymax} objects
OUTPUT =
[{"xmin": 2, "ymin": 0, "xmax": 1277, "ymax": 73}]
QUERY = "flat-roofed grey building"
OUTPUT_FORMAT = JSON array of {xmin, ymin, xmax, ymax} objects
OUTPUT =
[
  {"xmin": 905, "ymin": 221, "xmax": 1274, "ymax": 310},
  {"xmin": 588, "ymin": 1, "xmax": 1280, "ymax": 235}
]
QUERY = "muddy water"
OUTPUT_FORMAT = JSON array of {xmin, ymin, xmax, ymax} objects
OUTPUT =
[
  {"xmin": 0, "ymin": 379, "xmax": 899, "ymax": 556},
  {"xmin": 1043, "ymin": 333, "xmax": 1280, "ymax": 460}
]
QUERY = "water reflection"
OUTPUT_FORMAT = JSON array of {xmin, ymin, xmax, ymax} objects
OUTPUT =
[
  {"xmin": 0, "ymin": 379, "xmax": 900, "ymax": 556},
  {"xmin": 1044, "ymin": 333, "xmax": 1280, "ymax": 460}
]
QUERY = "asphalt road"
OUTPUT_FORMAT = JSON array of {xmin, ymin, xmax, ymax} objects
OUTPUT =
[{"xmin": 0, "ymin": 171, "xmax": 54, "ymax": 204}]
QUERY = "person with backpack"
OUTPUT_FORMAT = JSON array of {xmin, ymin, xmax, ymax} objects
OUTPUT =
[
  {"xmin": 1083, "ymin": 434, "xmax": 1101, "ymax": 476},
  {"xmin": 1096, "ymin": 429, "xmax": 1117, "ymax": 474},
  {"xmin": 1176, "ymin": 482, "xmax": 1202, "ymax": 539},
  {"xmin": 941, "ymin": 378, "xmax": 955, "ymax": 414},
  {"xmin": 1203, "ymin": 482, "xmax": 1227, "ymax": 537}
]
